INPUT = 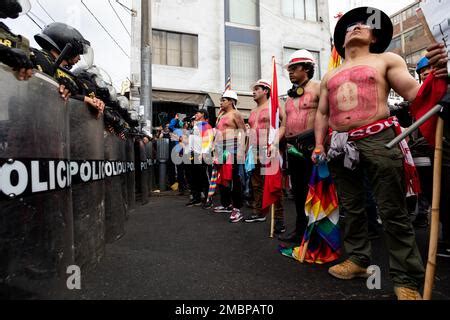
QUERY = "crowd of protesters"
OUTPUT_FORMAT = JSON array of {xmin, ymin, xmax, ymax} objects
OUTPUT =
[
  {"xmin": 160, "ymin": 6, "xmax": 450, "ymax": 300},
  {"xmin": 3, "ymin": 1, "xmax": 450, "ymax": 301}
]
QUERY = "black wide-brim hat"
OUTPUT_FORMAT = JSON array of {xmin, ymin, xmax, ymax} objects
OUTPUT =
[{"xmin": 334, "ymin": 7, "xmax": 393, "ymax": 58}]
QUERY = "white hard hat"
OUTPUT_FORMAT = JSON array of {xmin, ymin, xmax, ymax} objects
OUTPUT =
[
  {"xmin": 285, "ymin": 49, "xmax": 316, "ymax": 69},
  {"xmin": 251, "ymin": 79, "xmax": 271, "ymax": 90},
  {"xmin": 222, "ymin": 90, "xmax": 238, "ymax": 102}
]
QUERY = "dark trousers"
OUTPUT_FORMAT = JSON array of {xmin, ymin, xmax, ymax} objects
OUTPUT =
[
  {"xmin": 288, "ymin": 149, "xmax": 313, "ymax": 236},
  {"xmin": 329, "ymin": 128, "xmax": 424, "ymax": 290},
  {"xmin": 176, "ymin": 163, "xmax": 187, "ymax": 192},
  {"xmin": 190, "ymin": 162, "xmax": 210, "ymax": 202},
  {"xmin": 219, "ymin": 164, "xmax": 243, "ymax": 209}
]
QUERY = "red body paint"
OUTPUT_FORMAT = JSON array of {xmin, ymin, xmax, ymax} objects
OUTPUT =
[
  {"xmin": 328, "ymin": 66, "xmax": 379, "ymax": 128},
  {"xmin": 285, "ymin": 92, "xmax": 317, "ymax": 137}
]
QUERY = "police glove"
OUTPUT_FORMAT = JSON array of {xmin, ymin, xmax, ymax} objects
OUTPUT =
[{"xmin": 0, "ymin": 46, "xmax": 33, "ymax": 70}]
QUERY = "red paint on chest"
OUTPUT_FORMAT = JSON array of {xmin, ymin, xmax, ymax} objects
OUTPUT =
[
  {"xmin": 328, "ymin": 66, "xmax": 379, "ymax": 127},
  {"xmin": 285, "ymin": 93, "xmax": 316, "ymax": 136}
]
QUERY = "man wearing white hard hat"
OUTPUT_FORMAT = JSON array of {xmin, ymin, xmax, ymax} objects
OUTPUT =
[
  {"xmin": 245, "ymin": 79, "xmax": 286, "ymax": 234},
  {"xmin": 214, "ymin": 90, "xmax": 246, "ymax": 223},
  {"xmin": 313, "ymin": 6, "xmax": 448, "ymax": 299},
  {"xmin": 278, "ymin": 49, "xmax": 321, "ymax": 244}
]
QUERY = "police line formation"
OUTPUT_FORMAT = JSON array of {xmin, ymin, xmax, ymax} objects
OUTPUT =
[{"xmin": 1, "ymin": 1, "xmax": 450, "ymax": 301}]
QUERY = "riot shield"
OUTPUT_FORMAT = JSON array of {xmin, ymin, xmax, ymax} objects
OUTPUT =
[
  {"xmin": 69, "ymin": 99, "xmax": 105, "ymax": 272},
  {"xmin": 0, "ymin": 66, "xmax": 72, "ymax": 298}
]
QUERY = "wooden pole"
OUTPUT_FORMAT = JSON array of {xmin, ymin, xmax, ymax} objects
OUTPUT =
[
  {"xmin": 423, "ymin": 117, "xmax": 444, "ymax": 300},
  {"xmin": 415, "ymin": 6, "xmax": 446, "ymax": 300},
  {"xmin": 270, "ymin": 204, "xmax": 275, "ymax": 238}
]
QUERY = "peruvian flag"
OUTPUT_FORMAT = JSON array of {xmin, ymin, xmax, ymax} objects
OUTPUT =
[
  {"xmin": 410, "ymin": 72, "xmax": 447, "ymax": 146},
  {"xmin": 262, "ymin": 57, "xmax": 283, "ymax": 210}
]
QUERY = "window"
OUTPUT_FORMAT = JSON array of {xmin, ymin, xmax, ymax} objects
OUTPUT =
[
  {"xmin": 392, "ymin": 14, "xmax": 401, "ymax": 26},
  {"xmin": 282, "ymin": 0, "xmax": 318, "ymax": 21},
  {"xmin": 229, "ymin": 0, "xmax": 258, "ymax": 26},
  {"xmin": 283, "ymin": 47, "xmax": 320, "ymax": 80},
  {"xmin": 230, "ymin": 42, "xmax": 259, "ymax": 91},
  {"xmin": 387, "ymin": 36, "xmax": 401, "ymax": 53},
  {"xmin": 152, "ymin": 30, "xmax": 198, "ymax": 68}
]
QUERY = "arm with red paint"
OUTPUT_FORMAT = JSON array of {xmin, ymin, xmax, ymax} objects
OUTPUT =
[
  {"xmin": 385, "ymin": 52, "xmax": 421, "ymax": 102},
  {"xmin": 313, "ymin": 73, "xmax": 331, "ymax": 163}
]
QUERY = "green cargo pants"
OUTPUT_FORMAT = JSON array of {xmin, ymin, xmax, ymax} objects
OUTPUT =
[{"xmin": 329, "ymin": 128, "xmax": 425, "ymax": 290}]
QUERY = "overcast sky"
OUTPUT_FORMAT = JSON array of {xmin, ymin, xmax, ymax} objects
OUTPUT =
[{"xmin": 6, "ymin": 0, "xmax": 416, "ymax": 88}]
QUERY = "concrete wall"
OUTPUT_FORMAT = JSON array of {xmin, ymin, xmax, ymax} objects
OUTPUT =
[
  {"xmin": 131, "ymin": 0, "xmax": 331, "ymax": 97},
  {"xmin": 131, "ymin": 0, "xmax": 225, "ymax": 94},
  {"xmin": 259, "ymin": 0, "xmax": 331, "ymax": 96}
]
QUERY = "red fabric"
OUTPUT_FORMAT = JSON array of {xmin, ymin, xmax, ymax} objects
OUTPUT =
[
  {"xmin": 216, "ymin": 158, "xmax": 233, "ymax": 187},
  {"xmin": 410, "ymin": 72, "xmax": 447, "ymax": 147},
  {"xmin": 262, "ymin": 57, "xmax": 283, "ymax": 209}
]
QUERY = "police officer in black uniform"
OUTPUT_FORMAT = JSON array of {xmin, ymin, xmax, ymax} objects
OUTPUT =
[
  {"xmin": 0, "ymin": 0, "xmax": 33, "ymax": 80},
  {"xmin": 31, "ymin": 22, "xmax": 95, "ymax": 104}
]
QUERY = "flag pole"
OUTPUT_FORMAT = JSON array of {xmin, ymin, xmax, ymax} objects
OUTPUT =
[
  {"xmin": 270, "ymin": 204, "xmax": 275, "ymax": 238},
  {"xmin": 424, "ymin": 117, "xmax": 444, "ymax": 299}
]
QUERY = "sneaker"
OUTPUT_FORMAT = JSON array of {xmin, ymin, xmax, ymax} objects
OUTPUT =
[
  {"xmin": 394, "ymin": 287, "xmax": 422, "ymax": 300},
  {"xmin": 213, "ymin": 206, "xmax": 233, "ymax": 213},
  {"xmin": 278, "ymin": 231, "xmax": 302, "ymax": 244},
  {"xmin": 328, "ymin": 259, "xmax": 370, "ymax": 280},
  {"xmin": 274, "ymin": 225, "xmax": 287, "ymax": 235},
  {"xmin": 202, "ymin": 200, "xmax": 214, "ymax": 210},
  {"xmin": 244, "ymin": 215, "xmax": 267, "ymax": 223},
  {"xmin": 437, "ymin": 246, "xmax": 450, "ymax": 258},
  {"xmin": 230, "ymin": 209, "xmax": 243, "ymax": 223},
  {"xmin": 186, "ymin": 199, "xmax": 202, "ymax": 207}
]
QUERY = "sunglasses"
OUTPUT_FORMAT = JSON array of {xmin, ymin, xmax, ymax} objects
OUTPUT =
[{"xmin": 346, "ymin": 23, "xmax": 374, "ymax": 33}]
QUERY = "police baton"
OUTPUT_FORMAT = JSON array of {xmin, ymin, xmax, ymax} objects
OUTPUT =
[{"xmin": 385, "ymin": 101, "xmax": 446, "ymax": 149}]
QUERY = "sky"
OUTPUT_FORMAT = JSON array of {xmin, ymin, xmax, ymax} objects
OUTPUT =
[{"xmin": 6, "ymin": 0, "xmax": 416, "ymax": 89}]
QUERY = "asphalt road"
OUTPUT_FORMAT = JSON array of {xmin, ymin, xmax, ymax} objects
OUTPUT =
[{"xmin": 62, "ymin": 192, "xmax": 450, "ymax": 300}]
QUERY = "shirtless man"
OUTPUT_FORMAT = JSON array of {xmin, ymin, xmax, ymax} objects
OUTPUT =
[
  {"xmin": 278, "ymin": 50, "xmax": 321, "ymax": 244},
  {"xmin": 314, "ymin": 7, "xmax": 448, "ymax": 300},
  {"xmin": 214, "ymin": 90, "xmax": 246, "ymax": 223},
  {"xmin": 244, "ymin": 79, "xmax": 286, "ymax": 234}
]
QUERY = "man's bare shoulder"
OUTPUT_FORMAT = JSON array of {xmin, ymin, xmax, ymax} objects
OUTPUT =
[{"xmin": 380, "ymin": 52, "xmax": 407, "ymax": 66}]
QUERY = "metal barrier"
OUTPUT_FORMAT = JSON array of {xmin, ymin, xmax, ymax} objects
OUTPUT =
[
  {"xmin": 69, "ymin": 100, "xmax": 105, "ymax": 272},
  {"xmin": 0, "ymin": 66, "xmax": 73, "ymax": 298}
]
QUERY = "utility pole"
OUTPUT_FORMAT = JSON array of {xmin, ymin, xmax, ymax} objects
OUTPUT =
[{"xmin": 141, "ymin": 0, "xmax": 152, "ymax": 132}]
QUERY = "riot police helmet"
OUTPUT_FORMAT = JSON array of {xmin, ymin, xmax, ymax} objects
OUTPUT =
[
  {"xmin": 34, "ymin": 22, "xmax": 92, "ymax": 61},
  {"xmin": 0, "ymin": 0, "xmax": 31, "ymax": 19}
]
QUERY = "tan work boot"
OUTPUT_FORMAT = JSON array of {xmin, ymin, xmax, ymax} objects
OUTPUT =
[
  {"xmin": 394, "ymin": 287, "xmax": 423, "ymax": 300},
  {"xmin": 328, "ymin": 259, "xmax": 369, "ymax": 280}
]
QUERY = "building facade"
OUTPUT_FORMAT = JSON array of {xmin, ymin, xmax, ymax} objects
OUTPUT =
[
  {"xmin": 387, "ymin": 0, "xmax": 432, "ymax": 78},
  {"xmin": 131, "ymin": 0, "xmax": 331, "ymax": 126}
]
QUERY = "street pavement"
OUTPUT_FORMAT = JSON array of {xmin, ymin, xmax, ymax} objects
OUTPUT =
[{"xmin": 63, "ymin": 192, "xmax": 450, "ymax": 300}]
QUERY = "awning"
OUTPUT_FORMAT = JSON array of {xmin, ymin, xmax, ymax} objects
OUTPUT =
[{"xmin": 153, "ymin": 88, "xmax": 207, "ymax": 105}]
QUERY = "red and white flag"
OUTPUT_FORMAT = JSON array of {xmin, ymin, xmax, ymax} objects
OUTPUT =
[{"xmin": 262, "ymin": 57, "xmax": 283, "ymax": 210}]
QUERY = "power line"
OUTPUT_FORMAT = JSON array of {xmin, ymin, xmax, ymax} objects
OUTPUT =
[
  {"xmin": 28, "ymin": 10, "xmax": 47, "ymax": 26},
  {"xmin": 108, "ymin": 0, "xmax": 131, "ymax": 38},
  {"xmin": 36, "ymin": 0, "xmax": 55, "ymax": 22},
  {"xmin": 80, "ymin": 0, "xmax": 130, "ymax": 58},
  {"xmin": 26, "ymin": 13, "xmax": 43, "ymax": 30},
  {"xmin": 116, "ymin": 0, "xmax": 136, "ymax": 16}
]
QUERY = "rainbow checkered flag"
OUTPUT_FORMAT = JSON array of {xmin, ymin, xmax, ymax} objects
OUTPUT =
[{"xmin": 280, "ymin": 164, "xmax": 341, "ymax": 264}]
